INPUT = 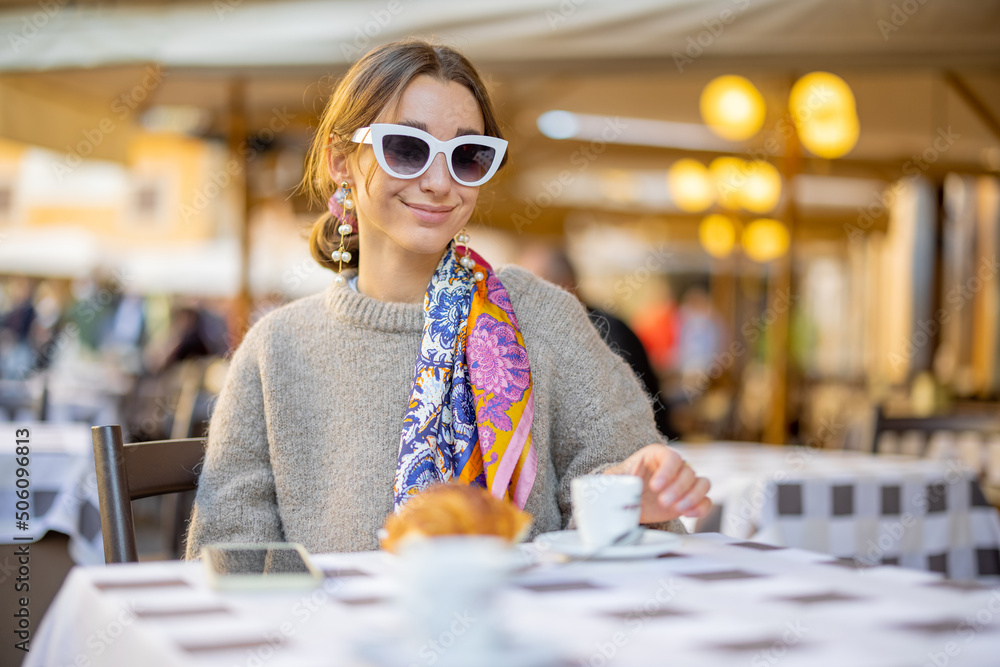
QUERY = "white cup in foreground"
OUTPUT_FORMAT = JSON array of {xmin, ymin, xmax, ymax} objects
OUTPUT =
[
  {"xmin": 571, "ymin": 474, "xmax": 642, "ymax": 550},
  {"xmin": 394, "ymin": 536, "xmax": 514, "ymax": 658}
]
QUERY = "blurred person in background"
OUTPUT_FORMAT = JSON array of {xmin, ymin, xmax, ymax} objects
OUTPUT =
[
  {"xmin": 65, "ymin": 271, "xmax": 135, "ymax": 356},
  {"xmin": 146, "ymin": 304, "xmax": 228, "ymax": 374},
  {"xmin": 676, "ymin": 285, "xmax": 722, "ymax": 377},
  {"xmin": 126, "ymin": 301, "xmax": 228, "ymax": 440},
  {"xmin": 103, "ymin": 294, "xmax": 146, "ymax": 362},
  {"xmin": 518, "ymin": 243, "xmax": 678, "ymax": 440},
  {"xmin": 185, "ymin": 39, "xmax": 710, "ymax": 559},
  {"xmin": 0, "ymin": 277, "xmax": 68, "ymax": 380},
  {"xmin": 0, "ymin": 276, "xmax": 38, "ymax": 379},
  {"xmin": 631, "ymin": 278, "xmax": 678, "ymax": 375},
  {"xmin": 25, "ymin": 279, "xmax": 67, "ymax": 373}
]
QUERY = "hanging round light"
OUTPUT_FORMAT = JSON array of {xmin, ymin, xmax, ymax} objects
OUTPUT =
[
  {"xmin": 708, "ymin": 156, "xmax": 747, "ymax": 209},
  {"xmin": 742, "ymin": 218, "xmax": 790, "ymax": 263},
  {"xmin": 667, "ymin": 159, "xmax": 714, "ymax": 212},
  {"xmin": 797, "ymin": 113, "xmax": 860, "ymax": 159},
  {"xmin": 700, "ymin": 75, "xmax": 766, "ymax": 142},
  {"xmin": 739, "ymin": 160, "xmax": 782, "ymax": 213},
  {"xmin": 789, "ymin": 71, "xmax": 856, "ymax": 119},
  {"xmin": 789, "ymin": 72, "xmax": 860, "ymax": 159},
  {"xmin": 699, "ymin": 214, "xmax": 737, "ymax": 259}
]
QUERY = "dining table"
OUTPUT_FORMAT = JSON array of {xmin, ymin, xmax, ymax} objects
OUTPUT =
[
  {"xmin": 24, "ymin": 532, "xmax": 1000, "ymax": 667},
  {"xmin": 674, "ymin": 442, "xmax": 1000, "ymax": 581},
  {"xmin": 0, "ymin": 422, "xmax": 105, "ymax": 564},
  {"xmin": 1, "ymin": 422, "xmax": 107, "ymax": 667}
]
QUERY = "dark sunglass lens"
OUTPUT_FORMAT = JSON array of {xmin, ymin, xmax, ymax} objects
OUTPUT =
[
  {"xmin": 451, "ymin": 143, "xmax": 496, "ymax": 183},
  {"xmin": 381, "ymin": 135, "xmax": 429, "ymax": 175}
]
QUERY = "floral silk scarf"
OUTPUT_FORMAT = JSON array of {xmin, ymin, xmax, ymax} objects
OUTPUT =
[{"xmin": 393, "ymin": 243, "xmax": 537, "ymax": 511}]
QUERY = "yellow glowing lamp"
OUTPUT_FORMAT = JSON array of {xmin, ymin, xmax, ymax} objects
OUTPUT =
[
  {"xmin": 797, "ymin": 113, "xmax": 860, "ymax": 159},
  {"xmin": 667, "ymin": 159, "xmax": 714, "ymax": 212},
  {"xmin": 790, "ymin": 72, "xmax": 856, "ymax": 119},
  {"xmin": 740, "ymin": 160, "xmax": 782, "ymax": 213},
  {"xmin": 708, "ymin": 156, "xmax": 746, "ymax": 209},
  {"xmin": 700, "ymin": 75, "xmax": 766, "ymax": 142},
  {"xmin": 742, "ymin": 218, "xmax": 790, "ymax": 263},
  {"xmin": 790, "ymin": 72, "xmax": 860, "ymax": 159},
  {"xmin": 699, "ymin": 214, "xmax": 737, "ymax": 259}
]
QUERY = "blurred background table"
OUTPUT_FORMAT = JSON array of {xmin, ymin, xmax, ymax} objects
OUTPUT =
[
  {"xmin": 675, "ymin": 442, "xmax": 1000, "ymax": 581},
  {"xmin": 0, "ymin": 423, "xmax": 104, "ymax": 563},
  {"xmin": 26, "ymin": 534, "xmax": 1000, "ymax": 667},
  {"xmin": 0, "ymin": 423, "xmax": 104, "ymax": 667}
]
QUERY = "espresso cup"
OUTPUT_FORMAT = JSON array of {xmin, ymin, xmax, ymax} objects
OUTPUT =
[{"xmin": 570, "ymin": 474, "xmax": 642, "ymax": 550}]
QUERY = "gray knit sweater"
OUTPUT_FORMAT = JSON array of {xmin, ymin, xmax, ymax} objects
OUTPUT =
[{"xmin": 184, "ymin": 265, "xmax": 683, "ymax": 559}]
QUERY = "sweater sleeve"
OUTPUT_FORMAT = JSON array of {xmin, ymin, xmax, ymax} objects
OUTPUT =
[
  {"xmin": 501, "ymin": 267, "xmax": 686, "ymax": 535},
  {"xmin": 183, "ymin": 323, "xmax": 284, "ymax": 560}
]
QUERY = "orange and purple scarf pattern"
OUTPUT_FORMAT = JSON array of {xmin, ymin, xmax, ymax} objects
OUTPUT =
[{"xmin": 393, "ymin": 243, "xmax": 537, "ymax": 511}]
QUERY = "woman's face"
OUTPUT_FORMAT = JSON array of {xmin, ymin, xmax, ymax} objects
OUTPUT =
[{"xmin": 339, "ymin": 75, "xmax": 486, "ymax": 262}]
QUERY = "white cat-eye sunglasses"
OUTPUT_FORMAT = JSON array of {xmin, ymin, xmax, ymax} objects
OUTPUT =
[{"xmin": 350, "ymin": 123, "xmax": 508, "ymax": 187}]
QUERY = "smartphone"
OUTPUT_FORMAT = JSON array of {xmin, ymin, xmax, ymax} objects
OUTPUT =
[{"xmin": 201, "ymin": 542, "xmax": 323, "ymax": 591}]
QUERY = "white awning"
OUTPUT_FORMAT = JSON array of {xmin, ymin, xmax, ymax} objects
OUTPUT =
[{"xmin": 0, "ymin": 0, "xmax": 996, "ymax": 73}]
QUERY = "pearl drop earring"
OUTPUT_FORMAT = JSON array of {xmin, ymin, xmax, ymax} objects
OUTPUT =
[
  {"xmin": 329, "ymin": 181, "xmax": 355, "ymax": 286},
  {"xmin": 455, "ymin": 228, "xmax": 484, "ymax": 282}
]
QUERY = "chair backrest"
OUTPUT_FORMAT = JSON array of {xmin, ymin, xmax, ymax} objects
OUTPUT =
[
  {"xmin": 92, "ymin": 424, "xmax": 206, "ymax": 564},
  {"xmin": 872, "ymin": 407, "xmax": 1000, "ymax": 505},
  {"xmin": 872, "ymin": 406, "xmax": 1000, "ymax": 455}
]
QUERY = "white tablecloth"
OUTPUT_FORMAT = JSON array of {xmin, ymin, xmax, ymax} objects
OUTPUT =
[
  {"xmin": 1, "ymin": 423, "xmax": 105, "ymax": 564},
  {"xmin": 26, "ymin": 534, "xmax": 1000, "ymax": 667},
  {"xmin": 675, "ymin": 442, "xmax": 1000, "ymax": 580}
]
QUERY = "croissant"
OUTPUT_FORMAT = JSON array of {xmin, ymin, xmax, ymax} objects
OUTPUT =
[{"xmin": 380, "ymin": 482, "xmax": 533, "ymax": 553}]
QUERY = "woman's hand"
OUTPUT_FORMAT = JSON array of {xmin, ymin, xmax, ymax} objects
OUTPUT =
[{"xmin": 605, "ymin": 444, "xmax": 711, "ymax": 524}]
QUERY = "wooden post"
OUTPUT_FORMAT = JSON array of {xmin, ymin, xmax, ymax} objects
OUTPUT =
[
  {"xmin": 762, "ymin": 107, "xmax": 801, "ymax": 445},
  {"xmin": 227, "ymin": 79, "xmax": 251, "ymax": 350}
]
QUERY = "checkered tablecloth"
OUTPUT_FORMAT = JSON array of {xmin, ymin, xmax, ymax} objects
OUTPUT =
[
  {"xmin": 26, "ymin": 534, "xmax": 1000, "ymax": 667},
  {"xmin": 1, "ymin": 423, "xmax": 105, "ymax": 564},
  {"xmin": 675, "ymin": 442, "xmax": 1000, "ymax": 581}
]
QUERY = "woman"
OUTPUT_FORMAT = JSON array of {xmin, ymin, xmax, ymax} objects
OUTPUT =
[{"xmin": 184, "ymin": 39, "xmax": 710, "ymax": 558}]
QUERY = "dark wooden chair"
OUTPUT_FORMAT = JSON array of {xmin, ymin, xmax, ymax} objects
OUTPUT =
[{"xmin": 91, "ymin": 424, "xmax": 206, "ymax": 564}]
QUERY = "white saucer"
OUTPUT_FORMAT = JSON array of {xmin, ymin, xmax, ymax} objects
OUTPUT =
[{"xmin": 533, "ymin": 528, "xmax": 682, "ymax": 560}]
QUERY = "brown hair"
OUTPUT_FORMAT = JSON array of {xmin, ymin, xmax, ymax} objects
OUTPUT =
[{"xmin": 300, "ymin": 39, "xmax": 507, "ymax": 272}]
